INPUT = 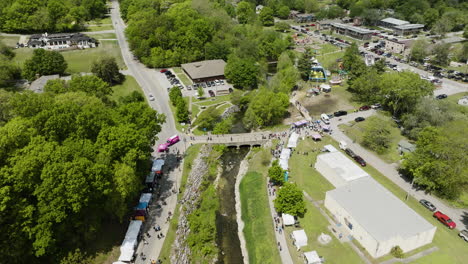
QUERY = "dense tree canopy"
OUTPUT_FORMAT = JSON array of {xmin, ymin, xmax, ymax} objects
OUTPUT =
[
  {"xmin": 0, "ymin": 0, "xmax": 107, "ymax": 32},
  {"xmin": 243, "ymin": 88, "xmax": 289, "ymax": 129},
  {"xmin": 91, "ymin": 57, "xmax": 125, "ymax": 85},
  {"xmin": 23, "ymin": 49, "xmax": 67, "ymax": 81},
  {"xmin": 274, "ymin": 183, "xmax": 306, "ymax": 217},
  {"xmin": 268, "ymin": 160, "xmax": 285, "ymax": 186},
  {"xmin": 0, "ymin": 89, "xmax": 164, "ymax": 262},
  {"xmin": 0, "ymin": 42, "xmax": 21, "ymax": 89}
]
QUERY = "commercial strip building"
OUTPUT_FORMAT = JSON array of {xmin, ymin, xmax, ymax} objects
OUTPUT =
[
  {"xmin": 315, "ymin": 152, "xmax": 370, "ymax": 188},
  {"xmin": 379, "ymin": 17, "xmax": 410, "ymax": 29},
  {"xmin": 384, "ymin": 39, "xmax": 413, "ymax": 57},
  {"xmin": 393, "ymin": 24, "xmax": 425, "ymax": 36},
  {"xmin": 330, "ymin": 23, "xmax": 373, "ymax": 40},
  {"xmin": 325, "ymin": 177, "xmax": 436, "ymax": 258},
  {"xmin": 181, "ymin": 59, "xmax": 226, "ymax": 83}
]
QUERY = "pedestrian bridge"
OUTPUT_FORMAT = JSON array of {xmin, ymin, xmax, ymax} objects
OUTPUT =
[{"xmin": 192, "ymin": 133, "xmax": 271, "ymax": 148}]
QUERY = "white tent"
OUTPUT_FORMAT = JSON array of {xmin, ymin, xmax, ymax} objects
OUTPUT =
[
  {"xmin": 139, "ymin": 193, "xmax": 152, "ymax": 204},
  {"xmin": 287, "ymin": 132, "xmax": 300, "ymax": 148},
  {"xmin": 323, "ymin": 144, "xmax": 338, "ymax": 153},
  {"xmin": 282, "ymin": 214, "xmax": 295, "ymax": 226},
  {"xmin": 320, "ymin": 84, "xmax": 331, "ymax": 92},
  {"xmin": 118, "ymin": 220, "xmax": 142, "ymax": 262},
  {"xmin": 304, "ymin": 251, "xmax": 321, "ymax": 264},
  {"xmin": 279, "ymin": 148, "xmax": 291, "ymax": 170},
  {"xmin": 292, "ymin": 229, "xmax": 308, "ymax": 249},
  {"xmin": 118, "ymin": 246, "xmax": 134, "ymax": 262}
]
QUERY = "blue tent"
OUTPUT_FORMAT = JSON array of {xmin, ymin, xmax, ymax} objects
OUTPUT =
[
  {"xmin": 284, "ymin": 171, "xmax": 289, "ymax": 182},
  {"xmin": 135, "ymin": 202, "xmax": 148, "ymax": 211}
]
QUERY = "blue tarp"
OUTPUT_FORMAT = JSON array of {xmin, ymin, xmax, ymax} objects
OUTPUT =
[
  {"xmin": 135, "ymin": 202, "xmax": 148, "ymax": 210},
  {"xmin": 284, "ymin": 171, "xmax": 289, "ymax": 182}
]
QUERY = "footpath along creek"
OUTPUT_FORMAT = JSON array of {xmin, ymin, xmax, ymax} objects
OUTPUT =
[{"xmin": 216, "ymin": 146, "xmax": 249, "ymax": 264}]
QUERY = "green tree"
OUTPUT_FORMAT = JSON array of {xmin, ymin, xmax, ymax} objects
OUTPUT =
[
  {"xmin": 268, "ymin": 160, "xmax": 285, "ymax": 186},
  {"xmin": 68, "ymin": 75, "xmax": 112, "ymax": 99},
  {"xmin": 197, "ymin": 86, "xmax": 204, "ymax": 98},
  {"xmin": 274, "ymin": 183, "xmax": 306, "ymax": 217},
  {"xmin": 464, "ymin": 25, "xmax": 468, "ymax": 39},
  {"xmin": 297, "ymin": 51, "xmax": 312, "ymax": 80},
  {"xmin": 225, "ymin": 57, "xmax": 259, "ymax": 89},
  {"xmin": 402, "ymin": 122, "xmax": 468, "ymax": 199},
  {"xmin": 243, "ymin": 89, "xmax": 289, "ymax": 129},
  {"xmin": 349, "ymin": 69, "xmax": 382, "ymax": 103},
  {"xmin": 277, "ymin": 6, "xmax": 290, "ymax": 19},
  {"xmin": 431, "ymin": 43, "xmax": 451, "ymax": 66},
  {"xmin": 176, "ymin": 98, "xmax": 189, "ymax": 122},
  {"xmin": 23, "ymin": 49, "xmax": 67, "ymax": 80},
  {"xmin": 304, "ymin": 0, "xmax": 319, "ymax": 13},
  {"xmin": 410, "ymin": 39, "xmax": 429, "ymax": 62},
  {"xmin": 44, "ymin": 79, "xmax": 67, "ymax": 93},
  {"xmin": 169, "ymin": 86, "xmax": 182, "ymax": 105},
  {"xmin": 0, "ymin": 55, "xmax": 21, "ymax": 89},
  {"xmin": 259, "ymin": 6, "xmax": 274, "ymax": 26},
  {"xmin": 236, "ymin": 1, "xmax": 255, "ymax": 24},
  {"xmin": 275, "ymin": 21, "xmax": 290, "ymax": 32},
  {"xmin": 91, "ymin": 57, "xmax": 125, "ymax": 85},
  {"xmin": 196, "ymin": 106, "xmax": 218, "ymax": 131},
  {"xmin": 362, "ymin": 117, "xmax": 392, "ymax": 154},
  {"xmin": 391, "ymin": 246, "xmax": 404, "ymax": 258},
  {"xmin": 212, "ymin": 116, "xmax": 233, "ymax": 134},
  {"xmin": 343, "ymin": 43, "xmax": 366, "ymax": 81}
]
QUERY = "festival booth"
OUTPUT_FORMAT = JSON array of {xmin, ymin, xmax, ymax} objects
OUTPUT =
[
  {"xmin": 282, "ymin": 214, "xmax": 295, "ymax": 226},
  {"xmin": 133, "ymin": 210, "xmax": 146, "ymax": 222},
  {"xmin": 329, "ymin": 79, "xmax": 342, "ymax": 85},
  {"xmin": 293, "ymin": 120, "xmax": 308, "ymax": 128},
  {"xmin": 145, "ymin": 171, "xmax": 156, "ymax": 188},
  {"xmin": 287, "ymin": 132, "xmax": 300, "ymax": 148},
  {"xmin": 310, "ymin": 65, "xmax": 327, "ymax": 82},
  {"xmin": 304, "ymin": 251, "xmax": 322, "ymax": 264},
  {"xmin": 152, "ymin": 159, "xmax": 165, "ymax": 174},
  {"xmin": 312, "ymin": 134, "xmax": 322, "ymax": 141},
  {"xmin": 118, "ymin": 220, "xmax": 142, "ymax": 263},
  {"xmin": 291, "ymin": 229, "xmax": 308, "ymax": 249},
  {"xmin": 279, "ymin": 148, "xmax": 291, "ymax": 171},
  {"xmin": 320, "ymin": 84, "xmax": 331, "ymax": 93},
  {"xmin": 320, "ymin": 123, "xmax": 331, "ymax": 132},
  {"xmin": 323, "ymin": 144, "xmax": 338, "ymax": 153}
]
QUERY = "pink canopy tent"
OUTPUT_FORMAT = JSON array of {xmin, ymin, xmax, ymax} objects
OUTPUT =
[{"xmin": 312, "ymin": 134, "xmax": 322, "ymax": 141}]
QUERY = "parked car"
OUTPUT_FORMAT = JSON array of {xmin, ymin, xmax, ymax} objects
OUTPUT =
[
  {"xmin": 354, "ymin": 156, "xmax": 366, "ymax": 166},
  {"xmin": 160, "ymin": 69, "xmax": 168, "ymax": 73},
  {"xmin": 436, "ymin": 94, "xmax": 447, "ymax": 99},
  {"xmin": 419, "ymin": 199, "xmax": 436, "ymax": 212},
  {"xmin": 148, "ymin": 94, "xmax": 155, "ymax": 101},
  {"xmin": 345, "ymin": 148, "xmax": 356, "ymax": 158},
  {"xmin": 207, "ymin": 81, "xmax": 212, "ymax": 87},
  {"xmin": 459, "ymin": 230, "xmax": 468, "ymax": 242},
  {"xmin": 355, "ymin": 117, "xmax": 365, "ymax": 122},
  {"xmin": 208, "ymin": 90, "xmax": 215, "ymax": 97},
  {"xmin": 371, "ymin": 103, "xmax": 382, "ymax": 109},
  {"xmin": 201, "ymin": 82, "xmax": 206, "ymax": 88},
  {"xmin": 164, "ymin": 71, "xmax": 172, "ymax": 76},
  {"xmin": 433, "ymin": 211, "xmax": 456, "ymax": 229},
  {"xmin": 333, "ymin": 110, "xmax": 348, "ymax": 117},
  {"xmin": 359, "ymin": 105, "xmax": 371, "ymax": 111}
]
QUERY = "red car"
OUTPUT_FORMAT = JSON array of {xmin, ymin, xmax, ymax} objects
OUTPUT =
[
  {"xmin": 359, "ymin": 105, "xmax": 371, "ymax": 111},
  {"xmin": 433, "ymin": 211, "xmax": 456, "ymax": 229},
  {"xmin": 160, "ymin": 69, "xmax": 168, "ymax": 73}
]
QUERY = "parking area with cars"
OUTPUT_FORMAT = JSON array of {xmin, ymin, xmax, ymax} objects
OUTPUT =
[{"xmin": 185, "ymin": 79, "xmax": 233, "ymax": 98}]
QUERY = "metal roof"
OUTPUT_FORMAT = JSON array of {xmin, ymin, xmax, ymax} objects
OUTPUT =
[
  {"xmin": 181, "ymin": 60, "xmax": 226, "ymax": 80},
  {"xmin": 381, "ymin": 17, "xmax": 409, "ymax": 26},
  {"xmin": 327, "ymin": 177, "xmax": 435, "ymax": 242},
  {"xmin": 331, "ymin": 23, "xmax": 373, "ymax": 34},
  {"xmin": 316, "ymin": 152, "xmax": 370, "ymax": 183},
  {"xmin": 394, "ymin": 24, "xmax": 424, "ymax": 30}
]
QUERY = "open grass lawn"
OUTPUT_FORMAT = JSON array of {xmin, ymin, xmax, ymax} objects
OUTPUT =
[
  {"xmin": 12, "ymin": 40, "xmax": 126, "ymax": 74},
  {"xmin": 177, "ymin": 72, "xmax": 192, "ymax": 86},
  {"xmin": 85, "ymin": 24, "xmax": 114, "ymax": 32},
  {"xmin": 170, "ymin": 97, "xmax": 190, "ymax": 132},
  {"xmin": 158, "ymin": 144, "xmax": 202, "ymax": 261},
  {"xmin": 447, "ymin": 92, "xmax": 468, "ymax": 105},
  {"xmin": 90, "ymin": 33, "xmax": 117, "ymax": 39},
  {"xmin": 87, "ymin": 17, "xmax": 113, "ymax": 25},
  {"xmin": 284, "ymin": 202, "xmax": 363, "ymax": 264},
  {"xmin": 316, "ymin": 51, "xmax": 344, "ymax": 70},
  {"xmin": 288, "ymin": 137, "xmax": 336, "ymax": 201},
  {"xmin": 0, "ymin": 36, "xmax": 20, "ymax": 47},
  {"xmin": 240, "ymin": 148, "xmax": 282, "ymax": 264},
  {"xmin": 110, "ymin": 75, "xmax": 142, "ymax": 101},
  {"xmin": 339, "ymin": 114, "xmax": 405, "ymax": 163},
  {"xmin": 192, "ymin": 94, "xmax": 231, "ymax": 105},
  {"xmin": 315, "ymin": 43, "xmax": 340, "ymax": 55}
]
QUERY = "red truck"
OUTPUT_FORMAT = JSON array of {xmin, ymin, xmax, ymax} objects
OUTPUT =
[{"xmin": 433, "ymin": 211, "xmax": 456, "ymax": 229}]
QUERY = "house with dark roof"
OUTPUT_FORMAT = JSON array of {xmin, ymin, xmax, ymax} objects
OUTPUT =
[
  {"xmin": 181, "ymin": 60, "xmax": 226, "ymax": 83},
  {"xmin": 27, "ymin": 33, "xmax": 97, "ymax": 50}
]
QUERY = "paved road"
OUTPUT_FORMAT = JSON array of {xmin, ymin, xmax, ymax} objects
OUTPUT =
[
  {"xmin": 110, "ymin": 0, "xmax": 186, "ymax": 263},
  {"xmin": 359, "ymin": 47, "xmax": 468, "ymax": 96},
  {"xmin": 329, "ymin": 110, "xmax": 468, "ymax": 231}
]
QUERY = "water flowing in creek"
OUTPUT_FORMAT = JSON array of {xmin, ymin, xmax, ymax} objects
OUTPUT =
[{"xmin": 215, "ymin": 147, "xmax": 249, "ymax": 264}]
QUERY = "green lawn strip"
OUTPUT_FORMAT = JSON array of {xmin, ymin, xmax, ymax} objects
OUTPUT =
[
  {"xmin": 87, "ymin": 17, "xmax": 113, "ymax": 25},
  {"xmin": 331, "ymin": 81, "xmax": 361, "ymax": 109},
  {"xmin": 191, "ymin": 103, "xmax": 200, "ymax": 118},
  {"xmin": 240, "ymin": 148, "xmax": 282, "ymax": 264},
  {"xmin": 447, "ymin": 92, "xmax": 468, "ymax": 105},
  {"xmin": 287, "ymin": 137, "xmax": 336, "ymax": 201},
  {"xmin": 176, "ymin": 72, "xmax": 192, "ymax": 86},
  {"xmin": 261, "ymin": 123, "xmax": 290, "ymax": 132},
  {"xmin": 359, "ymin": 160, "xmax": 468, "ymax": 263},
  {"xmin": 0, "ymin": 36, "xmax": 20, "ymax": 47},
  {"xmin": 12, "ymin": 40, "xmax": 126, "ymax": 73},
  {"xmin": 316, "ymin": 51, "xmax": 344, "ymax": 70},
  {"xmin": 192, "ymin": 95, "xmax": 231, "ymax": 105},
  {"xmin": 158, "ymin": 144, "xmax": 202, "ymax": 261},
  {"xmin": 89, "ymin": 33, "xmax": 117, "ymax": 39},
  {"xmin": 110, "ymin": 75, "xmax": 141, "ymax": 101},
  {"xmin": 172, "ymin": 67, "xmax": 183, "ymax": 74},
  {"xmin": 284, "ymin": 202, "xmax": 363, "ymax": 264},
  {"xmin": 314, "ymin": 43, "xmax": 339, "ymax": 55},
  {"xmin": 85, "ymin": 25, "xmax": 114, "ymax": 32},
  {"xmin": 169, "ymin": 98, "xmax": 189, "ymax": 132},
  {"xmin": 338, "ymin": 114, "xmax": 404, "ymax": 163}
]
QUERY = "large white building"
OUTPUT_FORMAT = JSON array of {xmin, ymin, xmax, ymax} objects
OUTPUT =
[
  {"xmin": 315, "ymin": 152, "xmax": 370, "ymax": 187},
  {"xmin": 325, "ymin": 177, "xmax": 436, "ymax": 258}
]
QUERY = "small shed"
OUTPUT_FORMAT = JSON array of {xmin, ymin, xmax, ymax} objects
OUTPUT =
[
  {"xmin": 304, "ymin": 251, "xmax": 321, "ymax": 264},
  {"xmin": 282, "ymin": 214, "xmax": 295, "ymax": 226},
  {"xmin": 320, "ymin": 84, "xmax": 331, "ymax": 93},
  {"xmin": 292, "ymin": 229, "xmax": 308, "ymax": 249},
  {"xmin": 398, "ymin": 140, "xmax": 416, "ymax": 154}
]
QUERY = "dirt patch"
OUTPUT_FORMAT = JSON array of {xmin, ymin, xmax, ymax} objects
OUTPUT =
[
  {"xmin": 298, "ymin": 88, "xmax": 355, "ymax": 117},
  {"xmin": 283, "ymin": 104, "xmax": 303, "ymax": 124}
]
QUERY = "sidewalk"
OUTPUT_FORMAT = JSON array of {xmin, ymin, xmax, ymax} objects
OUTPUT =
[{"xmin": 266, "ymin": 178, "xmax": 294, "ymax": 264}]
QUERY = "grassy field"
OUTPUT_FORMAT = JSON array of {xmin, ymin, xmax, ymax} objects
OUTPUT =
[
  {"xmin": 110, "ymin": 75, "xmax": 142, "ymax": 102},
  {"xmin": 284, "ymin": 203, "xmax": 364, "ymax": 264},
  {"xmin": 12, "ymin": 40, "xmax": 126, "ymax": 74},
  {"xmin": 315, "ymin": 43, "xmax": 340, "ymax": 55},
  {"xmin": 192, "ymin": 94, "xmax": 231, "ymax": 105},
  {"xmin": 169, "ymin": 97, "xmax": 190, "ymax": 132},
  {"xmin": 240, "ymin": 148, "xmax": 282, "ymax": 264},
  {"xmin": 89, "ymin": 33, "xmax": 117, "ymax": 39},
  {"xmin": 447, "ymin": 92, "xmax": 468, "ymax": 105},
  {"xmin": 85, "ymin": 24, "xmax": 114, "ymax": 32},
  {"xmin": 0, "ymin": 36, "xmax": 20, "ymax": 47},
  {"xmin": 339, "ymin": 114, "xmax": 405, "ymax": 163},
  {"xmin": 316, "ymin": 51, "xmax": 344, "ymax": 70},
  {"xmin": 158, "ymin": 144, "xmax": 203, "ymax": 262}
]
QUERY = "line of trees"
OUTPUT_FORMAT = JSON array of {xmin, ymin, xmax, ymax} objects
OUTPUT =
[
  {"xmin": 0, "ymin": 0, "xmax": 108, "ymax": 33},
  {"xmin": 169, "ymin": 86, "xmax": 189, "ymax": 123}
]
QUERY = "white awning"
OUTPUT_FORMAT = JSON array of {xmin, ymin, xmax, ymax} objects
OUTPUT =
[
  {"xmin": 304, "ymin": 251, "xmax": 321, "ymax": 264},
  {"xmin": 282, "ymin": 213, "xmax": 295, "ymax": 226},
  {"xmin": 287, "ymin": 132, "xmax": 300, "ymax": 148},
  {"xmin": 279, "ymin": 148, "xmax": 291, "ymax": 170},
  {"xmin": 292, "ymin": 229, "xmax": 308, "ymax": 249},
  {"xmin": 323, "ymin": 145, "xmax": 338, "ymax": 153},
  {"xmin": 139, "ymin": 193, "xmax": 152, "ymax": 204},
  {"xmin": 118, "ymin": 246, "xmax": 134, "ymax": 262}
]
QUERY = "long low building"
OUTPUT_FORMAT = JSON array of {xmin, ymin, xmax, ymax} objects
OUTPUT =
[
  {"xmin": 325, "ymin": 177, "xmax": 436, "ymax": 258},
  {"xmin": 330, "ymin": 23, "xmax": 373, "ymax": 40},
  {"xmin": 181, "ymin": 59, "xmax": 226, "ymax": 83},
  {"xmin": 380, "ymin": 17, "xmax": 409, "ymax": 29},
  {"xmin": 315, "ymin": 152, "xmax": 370, "ymax": 187},
  {"xmin": 393, "ymin": 24, "xmax": 424, "ymax": 36}
]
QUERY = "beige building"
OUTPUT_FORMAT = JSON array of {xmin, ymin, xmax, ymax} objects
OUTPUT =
[
  {"xmin": 181, "ymin": 60, "xmax": 226, "ymax": 83},
  {"xmin": 325, "ymin": 177, "xmax": 436, "ymax": 258},
  {"xmin": 385, "ymin": 39, "xmax": 413, "ymax": 57}
]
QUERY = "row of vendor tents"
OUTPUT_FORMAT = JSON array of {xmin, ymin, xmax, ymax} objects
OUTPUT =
[{"xmin": 113, "ymin": 158, "xmax": 165, "ymax": 263}]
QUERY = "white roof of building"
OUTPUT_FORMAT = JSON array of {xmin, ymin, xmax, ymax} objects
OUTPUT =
[
  {"xmin": 287, "ymin": 132, "xmax": 300, "ymax": 148},
  {"xmin": 381, "ymin": 17, "xmax": 409, "ymax": 26},
  {"xmin": 394, "ymin": 24, "xmax": 424, "ymax": 30},
  {"xmin": 304, "ymin": 251, "xmax": 321, "ymax": 264},
  {"xmin": 316, "ymin": 152, "xmax": 369, "ymax": 182},
  {"xmin": 327, "ymin": 177, "xmax": 435, "ymax": 242},
  {"xmin": 331, "ymin": 23, "xmax": 373, "ymax": 34},
  {"xmin": 292, "ymin": 229, "xmax": 308, "ymax": 248},
  {"xmin": 282, "ymin": 213, "xmax": 295, "ymax": 226}
]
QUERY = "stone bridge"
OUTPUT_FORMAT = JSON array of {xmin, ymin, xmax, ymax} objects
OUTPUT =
[{"xmin": 190, "ymin": 132, "xmax": 274, "ymax": 148}]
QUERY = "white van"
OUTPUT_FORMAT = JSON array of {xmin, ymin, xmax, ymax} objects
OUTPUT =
[
  {"xmin": 321, "ymin": 113, "xmax": 330, "ymax": 124},
  {"xmin": 339, "ymin": 141, "xmax": 347, "ymax": 150}
]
